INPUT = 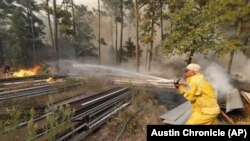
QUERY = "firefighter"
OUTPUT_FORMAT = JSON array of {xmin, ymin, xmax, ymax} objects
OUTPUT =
[
  {"xmin": 3, "ymin": 65, "xmax": 11, "ymax": 77},
  {"xmin": 174, "ymin": 63, "xmax": 220, "ymax": 125}
]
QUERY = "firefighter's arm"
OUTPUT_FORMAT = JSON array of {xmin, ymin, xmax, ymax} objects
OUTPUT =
[
  {"xmin": 178, "ymin": 85, "xmax": 186, "ymax": 94},
  {"xmin": 182, "ymin": 82, "xmax": 197, "ymax": 102},
  {"xmin": 174, "ymin": 79, "xmax": 187, "ymax": 94}
]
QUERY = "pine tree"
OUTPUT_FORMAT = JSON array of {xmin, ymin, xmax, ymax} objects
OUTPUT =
[
  {"xmin": 0, "ymin": 0, "xmax": 16, "ymax": 66},
  {"xmin": 9, "ymin": 3, "xmax": 44, "ymax": 67},
  {"xmin": 211, "ymin": 0, "xmax": 250, "ymax": 74},
  {"xmin": 161, "ymin": 0, "xmax": 232, "ymax": 64},
  {"xmin": 73, "ymin": 5, "xmax": 97, "ymax": 58}
]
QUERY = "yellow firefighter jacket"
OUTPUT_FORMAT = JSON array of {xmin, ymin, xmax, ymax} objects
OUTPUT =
[{"xmin": 179, "ymin": 73, "xmax": 220, "ymax": 125}]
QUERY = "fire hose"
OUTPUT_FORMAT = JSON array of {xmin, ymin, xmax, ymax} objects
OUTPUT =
[{"xmin": 112, "ymin": 78, "xmax": 185, "ymax": 88}]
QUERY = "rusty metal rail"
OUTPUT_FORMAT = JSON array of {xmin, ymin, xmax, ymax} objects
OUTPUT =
[
  {"xmin": 8, "ymin": 87, "xmax": 121, "ymax": 129},
  {"xmin": 1, "ymin": 84, "xmax": 131, "ymax": 141},
  {"xmin": 0, "ymin": 82, "xmax": 83, "ymax": 101},
  {"xmin": 0, "ymin": 81, "xmax": 50, "ymax": 92},
  {"xmin": 65, "ymin": 103, "xmax": 130, "ymax": 141},
  {"xmin": 56, "ymin": 88, "xmax": 131, "ymax": 141},
  {"xmin": 0, "ymin": 75, "xmax": 51, "ymax": 83},
  {"xmin": 0, "ymin": 85, "xmax": 56, "ymax": 100},
  {"xmin": 30, "ymin": 87, "xmax": 131, "ymax": 141},
  {"xmin": 0, "ymin": 75, "xmax": 68, "ymax": 83}
]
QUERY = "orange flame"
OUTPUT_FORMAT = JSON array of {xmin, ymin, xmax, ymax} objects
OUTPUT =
[
  {"xmin": 12, "ymin": 65, "xmax": 41, "ymax": 77},
  {"xmin": 46, "ymin": 77, "xmax": 54, "ymax": 82}
]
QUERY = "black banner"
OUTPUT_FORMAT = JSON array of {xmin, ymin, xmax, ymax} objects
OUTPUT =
[{"xmin": 147, "ymin": 125, "xmax": 250, "ymax": 141}]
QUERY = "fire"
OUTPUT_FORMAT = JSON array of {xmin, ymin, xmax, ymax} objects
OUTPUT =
[
  {"xmin": 46, "ymin": 77, "xmax": 54, "ymax": 82},
  {"xmin": 12, "ymin": 65, "xmax": 41, "ymax": 77}
]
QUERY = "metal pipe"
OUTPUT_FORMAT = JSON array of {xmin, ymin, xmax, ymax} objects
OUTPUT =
[{"xmin": 220, "ymin": 110, "xmax": 235, "ymax": 125}]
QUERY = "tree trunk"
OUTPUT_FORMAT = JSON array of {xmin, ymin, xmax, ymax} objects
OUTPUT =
[
  {"xmin": 128, "ymin": 22, "xmax": 131, "ymax": 39},
  {"xmin": 160, "ymin": 0, "xmax": 164, "ymax": 41},
  {"xmin": 70, "ymin": 0, "xmax": 77, "ymax": 59},
  {"xmin": 145, "ymin": 44, "xmax": 149, "ymax": 71},
  {"xmin": 46, "ymin": 0, "xmax": 54, "ymax": 47},
  {"xmin": 0, "ymin": 38, "xmax": 4, "ymax": 66},
  {"xmin": 70, "ymin": 0, "xmax": 76, "ymax": 40},
  {"xmin": 28, "ymin": 0, "xmax": 37, "ymax": 65},
  {"xmin": 135, "ymin": 0, "xmax": 140, "ymax": 71},
  {"xmin": 53, "ymin": 0, "xmax": 59, "ymax": 71},
  {"xmin": 119, "ymin": 0, "xmax": 123, "ymax": 65},
  {"xmin": 115, "ymin": 13, "xmax": 118, "ymax": 66},
  {"xmin": 148, "ymin": 1, "xmax": 155, "ymax": 71},
  {"xmin": 111, "ymin": 15, "xmax": 113, "ymax": 48},
  {"xmin": 147, "ymin": 19, "xmax": 154, "ymax": 71},
  {"xmin": 98, "ymin": 0, "xmax": 101, "ymax": 64},
  {"xmin": 227, "ymin": 20, "xmax": 242, "ymax": 74},
  {"xmin": 227, "ymin": 51, "xmax": 234, "ymax": 74},
  {"xmin": 244, "ymin": 37, "xmax": 248, "ymax": 46},
  {"xmin": 110, "ymin": 15, "xmax": 115, "ymax": 65},
  {"xmin": 243, "ymin": 37, "xmax": 249, "ymax": 53},
  {"xmin": 186, "ymin": 49, "xmax": 195, "ymax": 64}
]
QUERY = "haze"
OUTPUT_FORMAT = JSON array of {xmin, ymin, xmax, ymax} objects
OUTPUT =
[{"xmin": 35, "ymin": 0, "xmax": 98, "ymax": 8}]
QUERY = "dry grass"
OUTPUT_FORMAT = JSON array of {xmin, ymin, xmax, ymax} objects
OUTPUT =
[
  {"xmin": 0, "ymin": 76, "xmax": 113, "ymax": 141},
  {"xmin": 0, "ymin": 77, "xmax": 111, "ymax": 115},
  {"xmin": 84, "ymin": 86, "xmax": 167, "ymax": 141}
]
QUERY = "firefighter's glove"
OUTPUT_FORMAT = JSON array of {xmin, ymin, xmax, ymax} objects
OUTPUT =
[{"xmin": 174, "ymin": 79, "xmax": 180, "ymax": 89}]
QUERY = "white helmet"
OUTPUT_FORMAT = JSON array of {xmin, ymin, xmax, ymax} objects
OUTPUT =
[{"xmin": 186, "ymin": 63, "xmax": 201, "ymax": 72}]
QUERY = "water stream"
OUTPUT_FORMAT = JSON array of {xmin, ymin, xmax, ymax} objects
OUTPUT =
[{"xmin": 71, "ymin": 63, "xmax": 173, "ymax": 82}]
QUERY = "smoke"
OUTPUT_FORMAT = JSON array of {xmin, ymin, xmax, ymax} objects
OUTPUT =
[
  {"xmin": 117, "ymin": 59, "xmax": 180, "ymax": 80},
  {"xmin": 195, "ymin": 52, "xmax": 250, "ymax": 82},
  {"xmin": 231, "ymin": 52, "xmax": 250, "ymax": 81},
  {"xmin": 144, "ymin": 55, "xmax": 187, "ymax": 79},
  {"xmin": 204, "ymin": 63, "xmax": 234, "ymax": 97},
  {"xmin": 203, "ymin": 62, "xmax": 245, "ymax": 111}
]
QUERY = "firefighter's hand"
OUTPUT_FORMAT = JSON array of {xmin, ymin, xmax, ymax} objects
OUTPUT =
[{"xmin": 174, "ymin": 79, "xmax": 180, "ymax": 89}]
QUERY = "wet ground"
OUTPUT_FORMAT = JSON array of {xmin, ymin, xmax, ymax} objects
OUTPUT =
[{"xmin": 151, "ymin": 88, "xmax": 186, "ymax": 110}]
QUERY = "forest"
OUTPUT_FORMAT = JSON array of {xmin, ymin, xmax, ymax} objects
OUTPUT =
[
  {"xmin": 0, "ymin": 0, "xmax": 250, "ymax": 75},
  {"xmin": 1, "ymin": 1, "xmax": 250, "ymax": 140}
]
